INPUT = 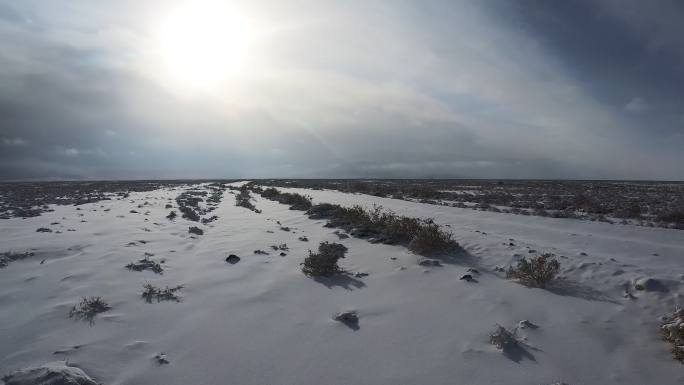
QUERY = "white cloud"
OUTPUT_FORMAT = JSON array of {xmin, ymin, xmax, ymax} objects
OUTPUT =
[
  {"xmin": 1, "ymin": 137, "xmax": 28, "ymax": 146},
  {"xmin": 624, "ymin": 97, "xmax": 649, "ymax": 113},
  {"xmin": 61, "ymin": 148, "xmax": 79, "ymax": 156}
]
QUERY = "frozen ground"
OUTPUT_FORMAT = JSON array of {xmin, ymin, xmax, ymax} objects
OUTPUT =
[{"xmin": 1, "ymin": 182, "xmax": 683, "ymax": 385}]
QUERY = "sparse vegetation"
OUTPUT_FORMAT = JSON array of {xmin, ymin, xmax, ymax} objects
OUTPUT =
[
  {"xmin": 257, "ymin": 179, "xmax": 684, "ymax": 229},
  {"xmin": 302, "ymin": 242, "xmax": 348, "ymax": 276},
  {"xmin": 234, "ymin": 187, "xmax": 262, "ymax": 213},
  {"xmin": 259, "ymin": 187, "xmax": 313, "ymax": 210},
  {"xmin": 188, "ymin": 226, "xmax": 204, "ymax": 235},
  {"xmin": 166, "ymin": 210, "xmax": 177, "ymax": 220},
  {"xmin": 661, "ymin": 307, "xmax": 684, "ymax": 363},
  {"xmin": 506, "ymin": 253, "xmax": 560, "ymax": 288},
  {"xmin": 0, "ymin": 251, "xmax": 34, "ymax": 268},
  {"xmin": 69, "ymin": 296, "xmax": 111, "ymax": 322},
  {"xmin": 126, "ymin": 255, "xmax": 164, "ymax": 274},
  {"xmin": 179, "ymin": 205, "xmax": 200, "ymax": 221},
  {"xmin": 489, "ymin": 325, "xmax": 517, "ymax": 350},
  {"xmin": 270, "ymin": 243, "xmax": 289, "ymax": 251},
  {"xmin": 141, "ymin": 283, "xmax": 183, "ymax": 303},
  {"xmin": 307, "ymin": 203, "xmax": 460, "ymax": 255}
]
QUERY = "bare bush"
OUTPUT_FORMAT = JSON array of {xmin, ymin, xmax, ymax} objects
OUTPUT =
[
  {"xmin": 179, "ymin": 206, "xmax": 200, "ymax": 221},
  {"xmin": 408, "ymin": 219, "xmax": 459, "ymax": 255},
  {"xmin": 302, "ymin": 242, "xmax": 348, "ymax": 276},
  {"xmin": 142, "ymin": 284, "xmax": 183, "ymax": 303},
  {"xmin": 69, "ymin": 296, "xmax": 111, "ymax": 322},
  {"xmin": 188, "ymin": 226, "xmax": 204, "ymax": 235},
  {"xmin": 661, "ymin": 307, "xmax": 684, "ymax": 362},
  {"xmin": 126, "ymin": 256, "xmax": 164, "ymax": 274},
  {"xmin": 235, "ymin": 188, "xmax": 261, "ymax": 213},
  {"xmin": 306, "ymin": 203, "xmax": 460, "ymax": 255},
  {"xmin": 506, "ymin": 254, "xmax": 560, "ymax": 288},
  {"xmin": 259, "ymin": 187, "xmax": 312, "ymax": 210},
  {"xmin": 489, "ymin": 325, "xmax": 517, "ymax": 350},
  {"xmin": 0, "ymin": 251, "xmax": 34, "ymax": 268}
]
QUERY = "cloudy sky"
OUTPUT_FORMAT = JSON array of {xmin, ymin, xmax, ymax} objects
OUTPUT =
[{"xmin": 1, "ymin": 0, "xmax": 683, "ymax": 180}]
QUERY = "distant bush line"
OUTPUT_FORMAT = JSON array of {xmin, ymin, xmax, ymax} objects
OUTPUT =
[{"xmin": 255, "ymin": 186, "xmax": 461, "ymax": 256}]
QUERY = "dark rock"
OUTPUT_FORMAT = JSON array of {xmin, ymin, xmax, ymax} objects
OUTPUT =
[
  {"xmin": 154, "ymin": 353, "xmax": 169, "ymax": 365},
  {"xmin": 36, "ymin": 227, "xmax": 52, "ymax": 233},
  {"xmin": 460, "ymin": 274, "xmax": 474, "ymax": 281},
  {"xmin": 334, "ymin": 310, "xmax": 359, "ymax": 328},
  {"xmin": 225, "ymin": 254, "xmax": 240, "ymax": 264}
]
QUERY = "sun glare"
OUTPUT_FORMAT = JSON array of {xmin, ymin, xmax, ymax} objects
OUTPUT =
[{"xmin": 158, "ymin": 1, "xmax": 252, "ymax": 87}]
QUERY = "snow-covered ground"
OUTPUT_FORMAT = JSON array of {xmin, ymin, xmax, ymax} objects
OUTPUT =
[{"xmin": 1, "ymin": 183, "xmax": 683, "ymax": 385}]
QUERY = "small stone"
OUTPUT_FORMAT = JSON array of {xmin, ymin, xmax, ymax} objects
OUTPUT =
[
  {"xmin": 279, "ymin": 252, "xmax": 287, "ymax": 257},
  {"xmin": 517, "ymin": 319, "xmax": 538, "ymax": 329},
  {"xmin": 225, "ymin": 254, "xmax": 240, "ymax": 264},
  {"xmin": 334, "ymin": 310, "xmax": 359, "ymax": 328},
  {"xmin": 154, "ymin": 352, "xmax": 169, "ymax": 365},
  {"xmin": 460, "ymin": 274, "xmax": 473, "ymax": 281},
  {"xmin": 418, "ymin": 258, "xmax": 442, "ymax": 267},
  {"xmin": 36, "ymin": 227, "xmax": 52, "ymax": 233},
  {"xmin": 355, "ymin": 272, "xmax": 369, "ymax": 278}
]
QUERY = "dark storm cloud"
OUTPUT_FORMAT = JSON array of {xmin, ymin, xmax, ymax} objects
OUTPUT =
[
  {"xmin": 0, "ymin": 0, "xmax": 682, "ymax": 180},
  {"xmin": 498, "ymin": 0, "xmax": 684, "ymax": 125}
]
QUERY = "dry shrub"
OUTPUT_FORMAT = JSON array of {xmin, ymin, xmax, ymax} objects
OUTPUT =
[
  {"xmin": 307, "ymin": 203, "xmax": 460, "ymax": 255},
  {"xmin": 506, "ymin": 253, "xmax": 560, "ymax": 288},
  {"xmin": 661, "ymin": 307, "xmax": 684, "ymax": 363},
  {"xmin": 142, "ymin": 284, "xmax": 183, "ymax": 303},
  {"xmin": 407, "ymin": 220, "xmax": 459, "ymax": 255},
  {"xmin": 489, "ymin": 325, "xmax": 517, "ymax": 350},
  {"xmin": 302, "ymin": 242, "xmax": 348, "ymax": 276},
  {"xmin": 259, "ymin": 187, "xmax": 312, "ymax": 210},
  {"xmin": 235, "ymin": 188, "xmax": 261, "ymax": 213},
  {"xmin": 126, "ymin": 256, "xmax": 164, "ymax": 274},
  {"xmin": 69, "ymin": 296, "xmax": 110, "ymax": 322}
]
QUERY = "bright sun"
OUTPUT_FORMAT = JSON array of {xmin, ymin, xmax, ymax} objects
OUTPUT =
[{"xmin": 158, "ymin": 1, "xmax": 252, "ymax": 87}]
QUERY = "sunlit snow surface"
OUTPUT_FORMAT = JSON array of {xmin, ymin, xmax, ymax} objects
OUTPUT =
[{"xmin": 1, "ymin": 182, "xmax": 683, "ymax": 385}]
